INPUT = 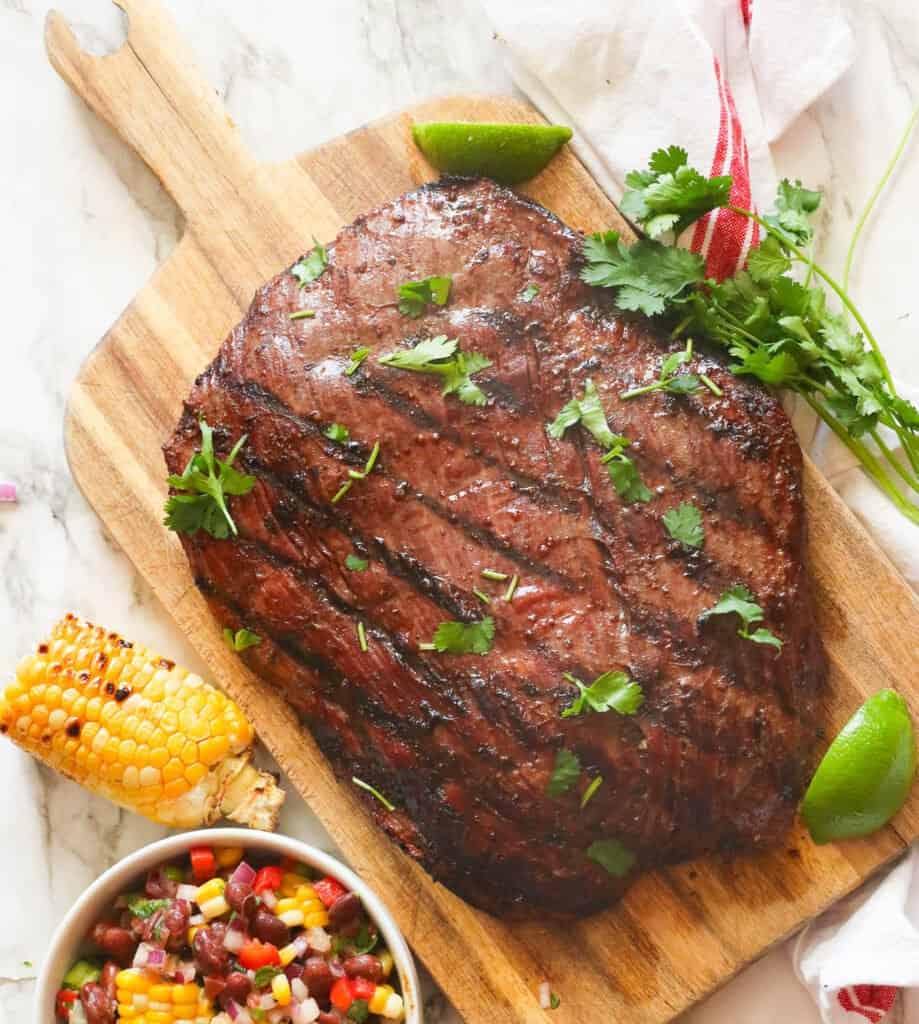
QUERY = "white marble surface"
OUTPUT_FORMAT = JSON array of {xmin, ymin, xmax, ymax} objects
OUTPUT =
[{"xmin": 1, "ymin": 1, "xmax": 918, "ymax": 1022}]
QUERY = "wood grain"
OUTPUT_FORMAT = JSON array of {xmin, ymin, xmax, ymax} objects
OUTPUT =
[{"xmin": 48, "ymin": 2, "xmax": 919, "ymax": 1021}]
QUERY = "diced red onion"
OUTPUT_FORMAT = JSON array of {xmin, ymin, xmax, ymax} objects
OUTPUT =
[
  {"xmin": 229, "ymin": 860, "xmax": 257, "ymax": 887},
  {"xmin": 0, "ymin": 483, "xmax": 16, "ymax": 503},
  {"xmin": 290, "ymin": 978, "xmax": 308, "ymax": 1003},
  {"xmin": 291, "ymin": 999, "xmax": 319, "ymax": 1024},
  {"xmin": 226, "ymin": 1000, "xmax": 253, "ymax": 1024},
  {"xmin": 305, "ymin": 927, "xmax": 330, "ymax": 953},
  {"xmin": 538, "ymin": 981, "xmax": 551, "ymax": 1010},
  {"xmin": 223, "ymin": 928, "xmax": 246, "ymax": 953},
  {"xmin": 177, "ymin": 883, "xmax": 200, "ymax": 902},
  {"xmin": 133, "ymin": 943, "xmax": 167, "ymax": 971},
  {"xmin": 175, "ymin": 960, "xmax": 196, "ymax": 984},
  {"xmin": 256, "ymin": 994, "xmax": 277, "ymax": 1011},
  {"xmin": 261, "ymin": 890, "xmax": 278, "ymax": 910}
]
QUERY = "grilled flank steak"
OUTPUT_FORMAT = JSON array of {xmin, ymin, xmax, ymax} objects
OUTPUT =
[{"xmin": 164, "ymin": 177, "xmax": 826, "ymax": 917}]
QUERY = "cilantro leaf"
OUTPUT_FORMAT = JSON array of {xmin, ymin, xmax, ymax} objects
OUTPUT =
[
  {"xmin": 164, "ymin": 420, "xmax": 255, "ymax": 539},
  {"xmin": 345, "ymin": 554, "xmax": 369, "ymax": 572},
  {"xmin": 619, "ymin": 146, "xmax": 731, "ymax": 238},
  {"xmin": 546, "ymin": 748, "xmax": 581, "ymax": 797},
  {"xmin": 347, "ymin": 1000, "xmax": 370, "ymax": 1024},
  {"xmin": 291, "ymin": 237, "xmax": 329, "ymax": 286},
  {"xmin": 586, "ymin": 838, "xmax": 636, "ymax": 878},
  {"xmin": 397, "ymin": 275, "xmax": 452, "ymax": 318},
  {"xmin": 424, "ymin": 617, "xmax": 495, "ymax": 656},
  {"xmin": 546, "ymin": 379, "xmax": 618, "ymax": 448},
  {"xmin": 746, "ymin": 234, "xmax": 791, "ymax": 283},
  {"xmin": 561, "ymin": 670, "xmax": 644, "ymax": 718},
  {"xmin": 581, "ymin": 233, "xmax": 705, "ymax": 316},
  {"xmin": 700, "ymin": 585, "xmax": 783, "ymax": 651},
  {"xmin": 254, "ymin": 966, "xmax": 283, "ymax": 988},
  {"xmin": 379, "ymin": 336, "xmax": 492, "ymax": 406},
  {"xmin": 662, "ymin": 502, "xmax": 704, "ymax": 548},
  {"xmin": 520, "ymin": 284, "xmax": 540, "ymax": 302},
  {"xmin": 620, "ymin": 339, "xmax": 703, "ymax": 400},
  {"xmin": 549, "ymin": 993, "xmax": 561, "ymax": 1010},
  {"xmin": 764, "ymin": 179, "xmax": 821, "ymax": 245},
  {"xmin": 345, "ymin": 347, "xmax": 371, "ymax": 376},
  {"xmin": 127, "ymin": 897, "xmax": 171, "ymax": 919},
  {"xmin": 325, "ymin": 423, "xmax": 350, "ymax": 443},
  {"xmin": 223, "ymin": 627, "xmax": 262, "ymax": 652},
  {"xmin": 601, "ymin": 444, "xmax": 653, "ymax": 503}
]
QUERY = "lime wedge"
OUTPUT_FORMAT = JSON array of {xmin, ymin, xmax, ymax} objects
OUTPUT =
[
  {"xmin": 802, "ymin": 689, "xmax": 916, "ymax": 844},
  {"xmin": 412, "ymin": 122, "xmax": 573, "ymax": 185}
]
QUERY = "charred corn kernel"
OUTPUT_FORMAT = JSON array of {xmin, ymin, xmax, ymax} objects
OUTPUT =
[
  {"xmin": 303, "ymin": 909, "xmax": 330, "ymax": 928},
  {"xmin": 117, "ymin": 969, "xmax": 155, "ymax": 994},
  {"xmin": 279, "ymin": 942, "xmax": 300, "ymax": 967},
  {"xmin": 196, "ymin": 878, "xmax": 226, "ymax": 904},
  {"xmin": 379, "ymin": 950, "xmax": 394, "ymax": 978},
  {"xmin": 0, "ymin": 615, "xmax": 285, "ymax": 829},
  {"xmin": 215, "ymin": 846, "xmax": 244, "ymax": 868},
  {"xmin": 369, "ymin": 986, "xmax": 394, "ymax": 1015},
  {"xmin": 271, "ymin": 974, "xmax": 292, "ymax": 1007}
]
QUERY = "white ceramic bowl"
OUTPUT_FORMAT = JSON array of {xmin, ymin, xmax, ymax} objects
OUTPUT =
[{"xmin": 35, "ymin": 828, "xmax": 422, "ymax": 1024}]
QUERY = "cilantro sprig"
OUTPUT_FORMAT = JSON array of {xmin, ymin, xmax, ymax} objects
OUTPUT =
[
  {"xmin": 420, "ymin": 617, "xmax": 495, "ymax": 655},
  {"xmin": 561, "ymin": 670, "xmax": 644, "ymax": 718},
  {"xmin": 379, "ymin": 336, "xmax": 492, "ymax": 406},
  {"xmin": 548, "ymin": 380, "xmax": 652, "ymax": 503},
  {"xmin": 586, "ymin": 838, "xmax": 636, "ymax": 878},
  {"xmin": 700, "ymin": 585, "xmax": 783, "ymax": 651},
  {"xmin": 397, "ymin": 275, "xmax": 452, "ymax": 318},
  {"xmin": 585, "ymin": 133, "xmax": 919, "ymax": 526},
  {"xmin": 164, "ymin": 420, "xmax": 255, "ymax": 539},
  {"xmin": 223, "ymin": 627, "xmax": 262, "ymax": 652}
]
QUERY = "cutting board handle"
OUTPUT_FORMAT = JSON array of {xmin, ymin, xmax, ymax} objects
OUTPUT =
[{"xmin": 45, "ymin": 0, "xmax": 257, "ymax": 227}]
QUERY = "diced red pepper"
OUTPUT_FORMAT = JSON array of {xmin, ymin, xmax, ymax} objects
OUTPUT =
[
  {"xmin": 314, "ymin": 875, "xmax": 348, "ymax": 908},
  {"xmin": 330, "ymin": 976, "xmax": 354, "ymax": 1012},
  {"xmin": 351, "ymin": 977, "xmax": 377, "ymax": 1001},
  {"xmin": 252, "ymin": 865, "xmax": 284, "ymax": 895},
  {"xmin": 55, "ymin": 990, "xmax": 78, "ymax": 1020},
  {"xmin": 189, "ymin": 845, "xmax": 216, "ymax": 884},
  {"xmin": 238, "ymin": 940, "xmax": 281, "ymax": 970}
]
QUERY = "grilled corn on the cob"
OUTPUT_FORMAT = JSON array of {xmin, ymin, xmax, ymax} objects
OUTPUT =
[{"xmin": 0, "ymin": 614, "xmax": 284, "ymax": 829}]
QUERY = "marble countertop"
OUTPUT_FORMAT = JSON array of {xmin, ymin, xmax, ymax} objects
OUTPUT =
[{"xmin": 2, "ymin": 1, "xmax": 918, "ymax": 1022}]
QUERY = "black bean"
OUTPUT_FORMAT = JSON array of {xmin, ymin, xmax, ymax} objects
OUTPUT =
[
  {"xmin": 90, "ymin": 924, "xmax": 136, "ymax": 966},
  {"xmin": 80, "ymin": 983, "xmax": 116, "ymax": 1024},
  {"xmin": 317, "ymin": 1011, "xmax": 346, "ymax": 1024},
  {"xmin": 225, "ymin": 879, "xmax": 252, "ymax": 913},
  {"xmin": 99, "ymin": 963, "xmax": 119, "ymax": 1001},
  {"xmin": 252, "ymin": 908, "xmax": 289, "ymax": 947},
  {"xmin": 193, "ymin": 923, "xmax": 230, "ymax": 976},
  {"xmin": 303, "ymin": 957, "xmax": 333, "ymax": 999},
  {"xmin": 222, "ymin": 972, "xmax": 252, "ymax": 1006},
  {"xmin": 343, "ymin": 955, "xmax": 383, "ymax": 983},
  {"xmin": 163, "ymin": 899, "xmax": 191, "ymax": 951},
  {"xmin": 328, "ymin": 892, "xmax": 361, "ymax": 929}
]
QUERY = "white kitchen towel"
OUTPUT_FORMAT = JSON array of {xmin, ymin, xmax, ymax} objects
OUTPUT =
[{"xmin": 479, "ymin": 1, "xmax": 919, "ymax": 1022}]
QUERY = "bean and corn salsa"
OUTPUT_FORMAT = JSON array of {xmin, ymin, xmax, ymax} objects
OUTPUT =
[{"xmin": 55, "ymin": 846, "xmax": 405, "ymax": 1024}]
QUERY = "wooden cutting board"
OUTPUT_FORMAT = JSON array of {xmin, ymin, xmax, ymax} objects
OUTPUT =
[{"xmin": 49, "ymin": 2, "xmax": 919, "ymax": 1021}]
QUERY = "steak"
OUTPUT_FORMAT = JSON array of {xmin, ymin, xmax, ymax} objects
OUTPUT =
[{"xmin": 164, "ymin": 177, "xmax": 825, "ymax": 917}]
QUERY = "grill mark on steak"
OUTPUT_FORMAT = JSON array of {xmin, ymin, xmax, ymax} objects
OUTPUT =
[{"xmin": 165, "ymin": 176, "xmax": 825, "ymax": 917}]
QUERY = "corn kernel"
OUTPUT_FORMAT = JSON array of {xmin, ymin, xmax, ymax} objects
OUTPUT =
[
  {"xmin": 173, "ymin": 1005, "xmax": 196, "ymax": 1020},
  {"xmin": 279, "ymin": 908, "xmax": 304, "ymax": 927},
  {"xmin": 303, "ymin": 910, "xmax": 329, "ymax": 928},
  {"xmin": 196, "ymin": 877, "xmax": 226, "ymax": 904},
  {"xmin": 149, "ymin": 984, "xmax": 174, "ymax": 1002},
  {"xmin": 279, "ymin": 942, "xmax": 299, "ymax": 967},
  {"xmin": 146, "ymin": 1012, "xmax": 173, "ymax": 1024},
  {"xmin": 379, "ymin": 951, "xmax": 394, "ymax": 978},
  {"xmin": 275, "ymin": 897, "xmax": 299, "ymax": 914},
  {"xmin": 200, "ymin": 894, "xmax": 230, "ymax": 920},
  {"xmin": 172, "ymin": 984, "xmax": 200, "ymax": 1004},
  {"xmin": 382, "ymin": 991, "xmax": 405, "ymax": 1020},
  {"xmin": 117, "ymin": 969, "xmax": 154, "ymax": 993},
  {"xmin": 271, "ymin": 973, "xmax": 292, "ymax": 1007},
  {"xmin": 369, "ymin": 985, "xmax": 393, "ymax": 1015}
]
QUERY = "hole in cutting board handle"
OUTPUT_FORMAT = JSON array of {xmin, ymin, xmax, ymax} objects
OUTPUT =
[{"xmin": 48, "ymin": 0, "xmax": 129, "ymax": 58}]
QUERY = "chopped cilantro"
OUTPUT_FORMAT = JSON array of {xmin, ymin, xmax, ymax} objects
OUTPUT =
[
  {"xmin": 421, "ymin": 617, "xmax": 495, "ymax": 655},
  {"xmin": 345, "ymin": 554, "xmax": 369, "ymax": 572},
  {"xmin": 164, "ymin": 420, "xmax": 255, "ymax": 539},
  {"xmin": 662, "ymin": 502, "xmax": 704, "ymax": 548},
  {"xmin": 347, "ymin": 1000, "xmax": 370, "ymax": 1023},
  {"xmin": 289, "ymin": 309, "xmax": 315, "ymax": 320},
  {"xmin": 345, "ymin": 347, "xmax": 371, "ymax": 376},
  {"xmin": 700, "ymin": 585, "xmax": 783, "ymax": 651},
  {"xmin": 586, "ymin": 838, "xmax": 636, "ymax": 877},
  {"xmin": 549, "ymin": 993, "xmax": 561, "ymax": 1010},
  {"xmin": 127, "ymin": 897, "xmax": 171, "ymax": 919},
  {"xmin": 520, "ymin": 284, "xmax": 540, "ymax": 302},
  {"xmin": 291, "ymin": 237, "xmax": 328, "ymax": 285},
  {"xmin": 379, "ymin": 335, "xmax": 492, "ymax": 406},
  {"xmin": 561, "ymin": 670, "xmax": 644, "ymax": 718},
  {"xmin": 253, "ymin": 965, "xmax": 283, "ymax": 988},
  {"xmin": 397, "ymin": 275, "xmax": 452, "ymax": 318},
  {"xmin": 357, "ymin": 621, "xmax": 368, "ymax": 652},
  {"xmin": 580, "ymin": 776, "xmax": 603, "ymax": 809},
  {"xmin": 546, "ymin": 748, "xmax": 581, "ymax": 797},
  {"xmin": 325, "ymin": 423, "xmax": 350, "ymax": 443},
  {"xmin": 223, "ymin": 627, "xmax": 262, "ymax": 653}
]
